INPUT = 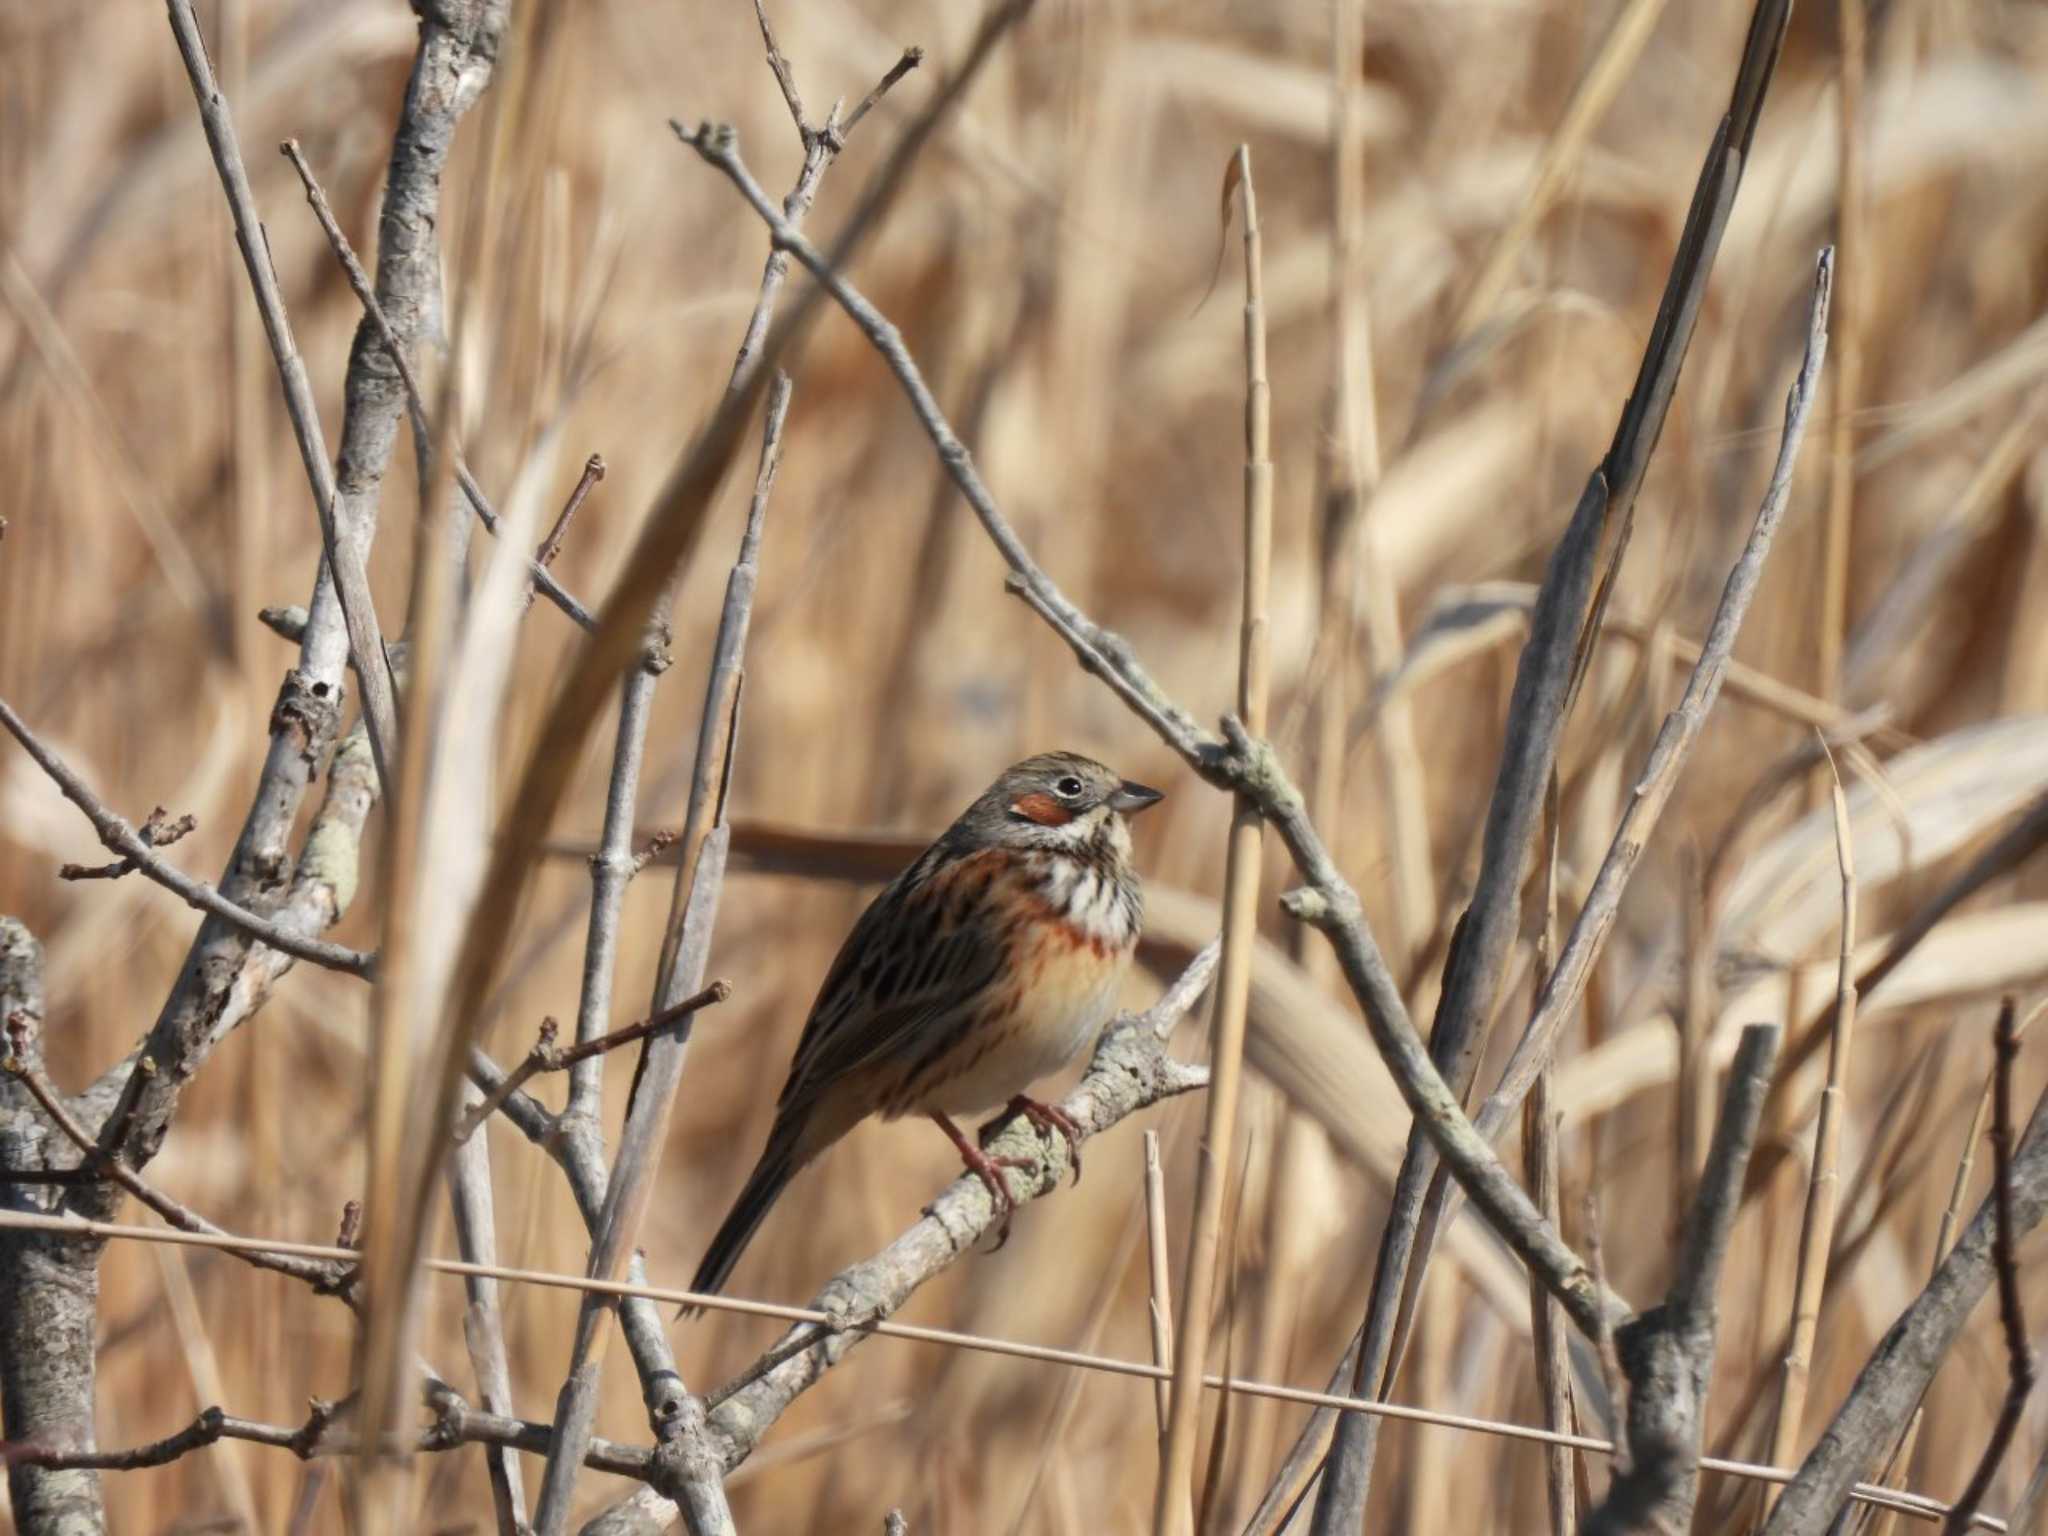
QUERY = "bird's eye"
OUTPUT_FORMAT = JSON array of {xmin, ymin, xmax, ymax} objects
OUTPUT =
[{"xmin": 1055, "ymin": 775, "xmax": 1085, "ymax": 799}]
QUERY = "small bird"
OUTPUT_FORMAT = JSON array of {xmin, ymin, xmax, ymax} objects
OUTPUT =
[{"xmin": 687, "ymin": 751, "xmax": 1163, "ymax": 1306}]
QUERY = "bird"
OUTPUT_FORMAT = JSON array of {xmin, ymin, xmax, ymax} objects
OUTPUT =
[{"xmin": 685, "ymin": 751, "xmax": 1163, "ymax": 1308}]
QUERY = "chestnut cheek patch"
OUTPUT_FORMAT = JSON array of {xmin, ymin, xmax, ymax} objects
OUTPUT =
[{"xmin": 1011, "ymin": 792, "xmax": 1075, "ymax": 827}]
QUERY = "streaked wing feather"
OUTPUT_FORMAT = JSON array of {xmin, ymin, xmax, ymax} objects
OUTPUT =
[{"xmin": 778, "ymin": 848, "xmax": 1004, "ymax": 1107}]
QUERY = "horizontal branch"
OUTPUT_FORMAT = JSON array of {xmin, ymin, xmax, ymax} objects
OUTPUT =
[
  {"xmin": 0, "ymin": 1199, "xmax": 2003, "ymax": 1530},
  {"xmin": 0, "ymin": 1397, "xmax": 653, "ymax": 1484},
  {"xmin": 0, "ymin": 694, "xmax": 374, "ymax": 978}
]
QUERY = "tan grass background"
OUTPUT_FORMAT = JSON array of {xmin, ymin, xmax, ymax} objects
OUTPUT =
[{"xmin": 4, "ymin": 0, "xmax": 2048, "ymax": 1530}]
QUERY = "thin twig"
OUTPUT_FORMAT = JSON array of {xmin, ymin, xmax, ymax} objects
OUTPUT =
[
  {"xmin": 445, "ymin": 1084, "xmax": 527, "ymax": 1534},
  {"xmin": 166, "ymin": 0, "xmax": 400, "ymax": 786},
  {"xmin": 1, "ymin": 1398, "xmax": 656, "ymax": 1482},
  {"xmin": 1525, "ymin": 1072, "xmax": 1576, "ymax": 1536},
  {"xmin": 1767, "ymin": 745, "xmax": 1861, "ymax": 1484},
  {"xmin": 1397, "ymin": 246, "xmax": 1834, "ymax": 1345},
  {"xmin": 1144, "ymin": 1129, "xmax": 1176, "ymax": 1439},
  {"xmin": 535, "ymin": 454, "xmax": 605, "ymax": 571},
  {"xmin": 1941, "ymin": 1002, "xmax": 2034, "ymax": 1536},
  {"xmin": 506, "ymin": 25, "xmax": 931, "ymax": 1514},
  {"xmin": 528, "ymin": 371, "xmax": 787, "ymax": 1530},
  {"xmin": 751, "ymin": 0, "xmax": 808, "ymax": 139},
  {"xmin": 1760, "ymin": 1075, "xmax": 2048, "ymax": 1535},
  {"xmin": 0, "ymin": 1013, "xmax": 352, "ymax": 1300},
  {"xmin": 1321, "ymin": 13, "xmax": 1802, "ymax": 1508},
  {"xmin": 452, "ymin": 981, "xmax": 731, "ymax": 1144},
  {"xmin": 277, "ymin": 138, "xmax": 598, "ymax": 634},
  {"xmin": 681, "ymin": 56, "xmax": 1620, "ymax": 1346},
  {"xmin": 841, "ymin": 48, "xmax": 925, "ymax": 140},
  {"xmin": 1156, "ymin": 143, "xmax": 1271, "ymax": 1536},
  {"xmin": 0, "ymin": 694, "xmax": 374, "ymax": 977},
  {"xmin": 57, "ymin": 805, "xmax": 196, "ymax": 881},
  {"xmin": 101, "ymin": 0, "xmax": 497, "ymax": 1190},
  {"xmin": 0, "ymin": 1191, "xmax": 1999, "ymax": 1530}
]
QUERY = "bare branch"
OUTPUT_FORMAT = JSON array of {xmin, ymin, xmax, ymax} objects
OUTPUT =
[
  {"xmin": 700, "ymin": 972, "xmax": 1214, "ymax": 1475},
  {"xmin": 535, "ymin": 454, "xmax": 607, "ymax": 574},
  {"xmin": 751, "ymin": 0, "xmax": 808, "ymax": 141},
  {"xmin": 57, "ymin": 806, "xmax": 196, "ymax": 881},
  {"xmin": 454, "ymin": 982, "xmax": 732, "ymax": 1144},
  {"xmin": 104, "ymin": 0, "xmax": 506, "ymax": 1188},
  {"xmin": 447, "ymin": 1085, "xmax": 528, "ymax": 1533},
  {"xmin": 1760, "ymin": 1047, "xmax": 2048, "ymax": 1535},
  {"xmin": 2, "ymin": 1012, "xmax": 352, "ymax": 1299},
  {"xmin": 508, "ymin": 24, "xmax": 933, "ymax": 1510},
  {"xmin": 0, "ymin": 695, "xmax": 374, "ymax": 978},
  {"xmin": 679, "ymin": 84, "xmax": 1621, "ymax": 1348},
  {"xmin": 1940, "ymin": 1001, "xmax": 2035, "ymax": 1536},
  {"xmin": 1, "ymin": 1397, "xmax": 658, "ymax": 1484},
  {"xmin": 841, "ymin": 48, "xmax": 925, "ymax": 140},
  {"xmin": 278, "ymin": 138, "xmax": 598, "ymax": 634},
  {"xmin": 1586, "ymin": 1024, "xmax": 1778, "ymax": 1535},
  {"xmin": 165, "ymin": 0, "xmax": 401, "ymax": 786},
  {"xmin": 528, "ymin": 378, "xmax": 789, "ymax": 1534},
  {"xmin": 0, "ymin": 917, "xmax": 105, "ymax": 1531},
  {"xmin": 1376, "ymin": 240, "xmax": 1832, "ymax": 1396}
]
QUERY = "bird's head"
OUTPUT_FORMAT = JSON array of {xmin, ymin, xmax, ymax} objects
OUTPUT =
[{"xmin": 963, "ymin": 751, "xmax": 1164, "ymax": 855}]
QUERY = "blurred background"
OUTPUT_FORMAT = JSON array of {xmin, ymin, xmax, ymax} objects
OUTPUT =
[{"xmin": 4, "ymin": 0, "xmax": 2048, "ymax": 1530}]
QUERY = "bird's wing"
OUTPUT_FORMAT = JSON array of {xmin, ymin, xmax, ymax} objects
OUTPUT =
[{"xmin": 777, "ymin": 847, "xmax": 1008, "ymax": 1108}]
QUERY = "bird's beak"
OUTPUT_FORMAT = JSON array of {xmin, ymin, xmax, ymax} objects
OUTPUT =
[{"xmin": 1109, "ymin": 780, "xmax": 1165, "ymax": 815}]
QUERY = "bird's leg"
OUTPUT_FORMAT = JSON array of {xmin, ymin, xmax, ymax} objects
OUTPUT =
[
  {"xmin": 929, "ymin": 1111, "xmax": 1033, "ymax": 1247},
  {"xmin": 980, "ymin": 1094, "xmax": 1086, "ymax": 1186}
]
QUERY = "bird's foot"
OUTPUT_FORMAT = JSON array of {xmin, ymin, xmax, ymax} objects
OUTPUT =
[
  {"xmin": 931, "ymin": 1111, "xmax": 1034, "ymax": 1248},
  {"xmin": 982, "ymin": 1094, "xmax": 1085, "ymax": 1186}
]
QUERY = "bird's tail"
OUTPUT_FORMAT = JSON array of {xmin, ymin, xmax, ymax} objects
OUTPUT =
[{"xmin": 681, "ymin": 1127, "xmax": 802, "ymax": 1317}]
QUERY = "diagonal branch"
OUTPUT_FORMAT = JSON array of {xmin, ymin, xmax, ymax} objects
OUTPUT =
[
  {"xmin": 278, "ymin": 137, "xmax": 598, "ymax": 635},
  {"xmin": 675, "ymin": 102, "xmax": 1625, "ymax": 1347},
  {"xmin": 104, "ymin": 0, "xmax": 508, "ymax": 1186},
  {"xmin": 1760, "ymin": 1055, "xmax": 2048, "ymax": 1536},
  {"xmin": 1316, "ymin": 3, "xmax": 1800, "ymax": 1514},
  {"xmin": 528, "ymin": 380, "xmax": 786, "ymax": 1535},
  {"xmin": 1938, "ymin": 1001, "xmax": 2034, "ymax": 1536},
  {"xmin": 1585, "ymin": 1024, "xmax": 1778, "ymax": 1534},
  {"xmin": 700, "ymin": 955, "xmax": 1217, "ymax": 1474},
  {"xmin": 1375, "ymin": 242, "xmax": 1834, "ymax": 1420},
  {"xmin": 0, "ymin": 696, "xmax": 374, "ymax": 979},
  {"xmin": 2, "ymin": 1013, "xmax": 352, "ymax": 1300},
  {"xmin": 165, "ymin": 0, "xmax": 400, "ymax": 789}
]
